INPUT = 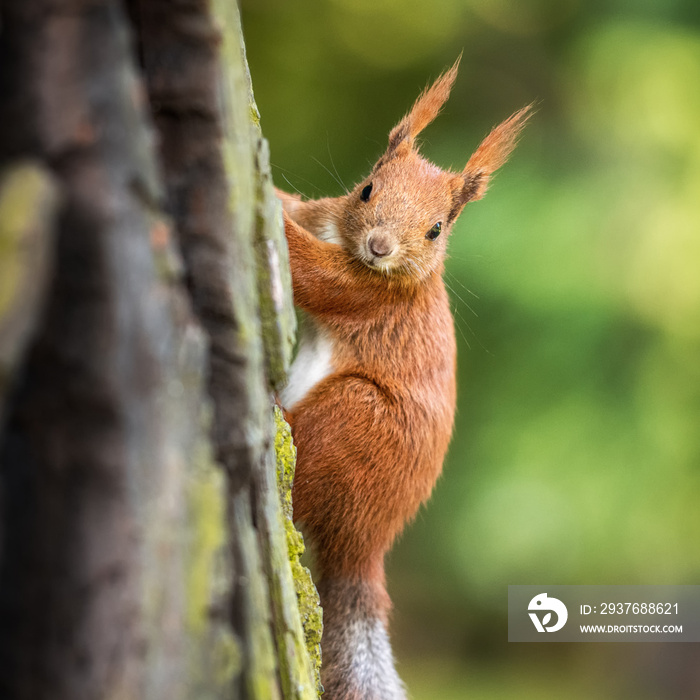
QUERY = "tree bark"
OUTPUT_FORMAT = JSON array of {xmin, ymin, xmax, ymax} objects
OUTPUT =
[
  {"xmin": 0, "ymin": 1, "xmax": 320, "ymax": 698},
  {"xmin": 0, "ymin": 162, "xmax": 58, "ymax": 433}
]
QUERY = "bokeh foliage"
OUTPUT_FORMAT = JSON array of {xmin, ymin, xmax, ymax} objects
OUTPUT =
[{"xmin": 240, "ymin": 0, "xmax": 700, "ymax": 696}]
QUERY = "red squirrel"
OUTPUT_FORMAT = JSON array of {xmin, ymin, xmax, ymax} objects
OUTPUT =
[{"xmin": 277, "ymin": 59, "xmax": 530, "ymax": 700}]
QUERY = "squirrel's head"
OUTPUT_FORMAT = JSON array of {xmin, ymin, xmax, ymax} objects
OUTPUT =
[{"xmin": 335, "ymin": 57, "xmax": 531, "ymax": 280}]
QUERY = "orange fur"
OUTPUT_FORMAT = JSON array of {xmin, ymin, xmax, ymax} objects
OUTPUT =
[
  {"xmin": 285, "ymin": 213, "xmax": 456, "ymax": 585},
  {"xmin": 279, "ymin": 61, "xmax": 529, "ymax": 700},
  {"xmin": 387, "ymin": 56, "xmax": 461, "ymax": 153},
  {"xmin": 463, "ymin": 104, "xmax": 533, "ymax": 201}
]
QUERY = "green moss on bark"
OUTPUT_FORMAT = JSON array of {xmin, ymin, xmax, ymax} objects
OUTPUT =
[
  {"xmin": 0, "ymin": 162, "xmax": 56, "ymax": 430},
  {"xmin": 0, "ymin": 162, "xmax": 55, "ymax": 332},
  {"xmin": 274, "ymin": 408, "xmax": 323, "ymax": 692},
  {"xmin": 186, "ymin": 450, "xmax": 227, "ymax": 635},
  {"xmin": 184, "ymin": 443, "xmax": 242, "ymax": 694}
]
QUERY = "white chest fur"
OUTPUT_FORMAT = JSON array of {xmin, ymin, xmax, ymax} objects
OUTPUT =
[
  {"xmin": 316, "ymin": 220, "xmax": 343, "ymax": 246},
  {"xmin": 280, "ymin": 319, "xmax": 335, "ymax": 411}
]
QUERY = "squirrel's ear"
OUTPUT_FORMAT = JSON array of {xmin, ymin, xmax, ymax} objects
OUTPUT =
[
  {"xmin": 384, "ymin": 56, "xmax": 461, "ymax": 159},
  {"xmin": 460, "ymin": 104, "xmax": 533, "ymax": 203}
]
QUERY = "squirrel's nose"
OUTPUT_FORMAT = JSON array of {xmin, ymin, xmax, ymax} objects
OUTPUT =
[{"xmin": 368, "ymin": 235, "xmax": 394, "ymax": 258}]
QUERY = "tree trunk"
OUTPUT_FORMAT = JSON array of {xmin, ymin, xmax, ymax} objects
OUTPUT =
[{"xmin": 0, "ymin": 1, "xmax": 320, "ymax": 698}]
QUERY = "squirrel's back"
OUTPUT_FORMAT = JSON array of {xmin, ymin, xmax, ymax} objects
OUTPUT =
[{"xmin": 285, "ymin": 271, "xmax": 456, "ymax": 576}]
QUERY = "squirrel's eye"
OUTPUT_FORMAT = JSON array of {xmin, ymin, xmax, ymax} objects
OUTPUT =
[
  {"xmin": 360, "ymin": 183, "xmax": 373, "ymax": 202},
  {"xmin": 426, "ymin": 222, "xmax": 442, "ymax": 241}
]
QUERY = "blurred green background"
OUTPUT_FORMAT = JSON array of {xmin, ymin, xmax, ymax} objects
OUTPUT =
[{"xmin": 240, "ymin": 0, "xmax": 700, "ymax": 697}]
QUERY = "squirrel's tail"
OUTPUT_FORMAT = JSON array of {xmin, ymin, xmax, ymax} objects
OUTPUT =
[{"xmin": 318, "ymin": 578, "xmax": 406, "ymax": 700}]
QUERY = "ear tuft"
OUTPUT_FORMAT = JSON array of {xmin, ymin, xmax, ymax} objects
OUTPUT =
[
  {"xmin": 462, "ymin": 103, "xmax": 534, "ymax": 201},
  {"xmin": 386, "ymin": 55, "xmax": 462, "ymax": 156}
]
